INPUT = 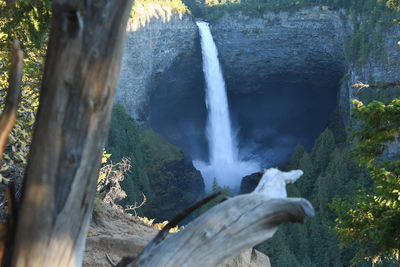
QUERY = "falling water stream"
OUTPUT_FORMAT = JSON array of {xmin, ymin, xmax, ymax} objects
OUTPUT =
[{"xmin": 194, "ymin": 21, "xmax": 260, "ymax": 193}]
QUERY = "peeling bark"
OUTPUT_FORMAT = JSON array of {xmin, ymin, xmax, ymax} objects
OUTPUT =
[{"xmin": 9, "ymin": 1, "xmax": 133, "ymax": 266}]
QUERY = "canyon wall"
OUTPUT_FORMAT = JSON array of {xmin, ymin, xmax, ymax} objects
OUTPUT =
[
  {"xmin": 115, "ymin": 7, "xmax": 198, "ymax": 124},
  {"xmin": 210, "ymin": 7, "xmax": 347, "ymax": 93},
  {"xmin": 339, "ymin": 25, "xmax": 400, "ymax": 123},
  {"xmin": 116, "ymin": 6, "xmax": 400, "ymax": 154}
]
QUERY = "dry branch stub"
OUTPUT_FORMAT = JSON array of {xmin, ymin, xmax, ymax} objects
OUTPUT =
[
  {"xmin": 0, "ymin": 39, "xmax": 23, "ymax": 166},
  {"xmin": 0, "ymin": 39, "xmax": 23, "ymax": 266}
]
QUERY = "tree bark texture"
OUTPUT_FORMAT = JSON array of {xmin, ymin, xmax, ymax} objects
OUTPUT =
[
  {"xmin": 131, "ymin": 196, "xmax": 314, "ymax": 267},
  {"xmin": 10, "ymin": 1, "xmax": 133, "ymax": 266},
  {"xmin": 128, "ymin": 168, "xmax": 313, "ymax": 267}
]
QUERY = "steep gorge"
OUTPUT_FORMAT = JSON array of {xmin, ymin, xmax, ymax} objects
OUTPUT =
[{"xmin": 116, "ymin": 5, "xmax": 400, "ymax": 167}]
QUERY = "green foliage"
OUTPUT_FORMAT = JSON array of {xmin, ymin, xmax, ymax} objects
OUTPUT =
[
  {"xmin": 96, "ymin": 150, "xmax": 112, "ymax": 191},
  {"xmin": 106, "ymin": 104, "xmax": 151, "ymax": 215},
  {"xmin": 331, "ymin": 98, "xmax": 400, "ymax": 264},
  {"xmin": 190, "ymin": 0, "xmax": 396, "ymax": 23},
  {"xmin": 139, "ymin": 128, "xmax": 183, "ymax": 175},
  {"xmin": 358, "ymin": 85, "xmax": 400, "ymax": 106},
  {"xmin": 0, "ymin": 0, "xmax": 51, "ymax": 170},
  {"xmin": 92, "ymin": 195, "xmax": 105, "ymax": 222},
  {"xmin": 311, "ymin": 128, "xmax": 336, "ymax": 175},
  {"xmin": 106, "ymin": 105, "xmax": 204, "ymax": 222},
  {"xmin": 139, "ymin": 127, "xmax": 205, "ymax": 222},
  {"xmin": 130, "ymin": 0, "xmax": 190, "ymax": 20},
  {"xmin": 256, "ymin": 126, "xmax": 371, "ymax": 266},
  {"xmin": 327, "ymin": 108, "xmax": 347, "ymax": 145},
  {"xmin": 196, "ymin": 177, "xmax": 233, "ymax": 216},
  {"xmin": 181, "ymin": 0, "xmax": 204, "ymax": 17},
  {"xmin": 351, "ymin": 99, "xmax": 400, "ymax": 166},
  {"xmin": 286, "ymin": 144, "xmax": 305, "ymax": 170},
  {"xmin": 296, "ymin": 152, "xmax": 316, "ymax": 196},
  {"xmin": 0, "ymin": 1, "xmax": 51, "ymax": 51}
]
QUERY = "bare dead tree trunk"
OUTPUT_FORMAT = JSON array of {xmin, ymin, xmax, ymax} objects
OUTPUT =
[{"xmin": 9, "ymin": 1, "xmax": 133, "ymax": 266}]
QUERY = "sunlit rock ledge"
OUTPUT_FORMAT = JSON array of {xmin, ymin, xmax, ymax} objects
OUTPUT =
[{"xmin": 116, "ymin": 11, "xmax": 197, "ymax": 124}]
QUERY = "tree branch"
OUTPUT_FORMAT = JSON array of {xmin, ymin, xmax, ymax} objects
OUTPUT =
[
  {"xmin": 0, "ymin": 39, "xmax": 23, "ymax": 267},
  {"xmin": 0, "ymin": 39, "xmax": 23, "ymax": 167}
]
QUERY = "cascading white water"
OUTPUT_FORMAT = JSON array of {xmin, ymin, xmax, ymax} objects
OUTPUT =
[
  {"xmin": 197, "ymin": 21, "xmax": 237, "ymax": 166},
  {"xmin": 194, "ymin": 21, "xmax": 260, "ymax": 192}
]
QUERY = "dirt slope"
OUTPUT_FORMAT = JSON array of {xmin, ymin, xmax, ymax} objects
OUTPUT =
[{"xmin": 83, "ymin": 203, "xmax": 270, "ymax": 267}]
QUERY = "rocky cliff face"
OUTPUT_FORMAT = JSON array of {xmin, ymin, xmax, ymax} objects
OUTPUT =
[
  {"xmin": 210, "ymin": 7, "xmax": 347, "ymax": 94},
  {"xmin": 210, "ymin": 8, "xmax": 400, "ymax": 124},
  {"xmin": 116, "ymin": 9, "xmax": 198, "ymax": 124},
  {"xmin": 116, "ymin": 6, "xmax": 400, "ymax": 165},
  {"xmin": 339, "ymin": 26, "xmax": 400, "ymax": 123},
  {"xmin": 117, "ymin": 6, "xmax": 400, "ymax": 125}
]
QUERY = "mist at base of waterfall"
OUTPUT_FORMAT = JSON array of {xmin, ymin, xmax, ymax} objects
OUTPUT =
[{"xmin": 193, "ymin": 158, "xmax": 260, "ymax": 193}]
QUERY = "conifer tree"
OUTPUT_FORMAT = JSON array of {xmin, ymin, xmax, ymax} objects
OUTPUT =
[
  {"xmin": 311, "ymin": 128, "xmax": 336, "ymax": 175},
  {"xmin": 297, "ymin": 152, "xmax": 316, "ymax": 196},
  {"xmin": 332, "ymin": 99, "xmax": 400, "ymax": 264},
  {"xmin": 287, "ymin": 144, "xmax": 306, "ymax": 170}
]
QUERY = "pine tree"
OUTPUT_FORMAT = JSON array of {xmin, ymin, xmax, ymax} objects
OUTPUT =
[
  {"xmin": 332, "ymin": 99, "xmax": 400, "ymax": 264},
  {"xmin": 311, "ymin": 128, "xmax": 336, "ymax": 176},
  {"xmin": 287, "ymin": 144, "xmax": 306, "ymax": 170},
  {"xmin": 106, "ymin": 104, "xmax": 151, "ymax": 209},
  {"xmin": 297, "ymin": 152, "xmax": 316, "ymax": 196}
]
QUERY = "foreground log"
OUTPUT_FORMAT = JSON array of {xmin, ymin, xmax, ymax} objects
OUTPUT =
[
  {"xmin": 9, "ymin": 1, "xmax": 134, "ymax": 266},
  {"xmin": 130, "ymin": 168, "xmax": 314, "ymax": 267}
]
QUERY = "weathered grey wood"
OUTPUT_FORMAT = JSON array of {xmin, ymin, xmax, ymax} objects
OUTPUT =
[
  {"xmin": 10, "ymin": 1, "xmax": 133, "ymax": 266},
  {"xmin": 131, "ymin": 196, "xmax": 313, "ymax": 267},
  {"xmin": 130, "ymin": 168, "xmax": 314, "ymax": 267},
  {"xmin": 0, "ymin": 39, "xmax": 23, "ymax": 166}
]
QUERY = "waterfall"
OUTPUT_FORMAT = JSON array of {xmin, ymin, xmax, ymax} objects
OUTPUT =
[{"xmin": 194, "ymin": 21, "xmax": 260, "ymax": 193}]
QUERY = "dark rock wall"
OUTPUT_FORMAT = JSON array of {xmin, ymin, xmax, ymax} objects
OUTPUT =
[
  {"xmin": 146, "ymin": 8, "xmax": 346, "ymax": 166},
  {"xmin": 211, "ymin": 8, "xmax": 346, "ymax": 94},
  {"xmin": 116, "ymin": 14, "xmax": 198, "ymax": 124},
  {"xmin": 116, "ymin": 6, "xmax": 400, "ymax": 168},
  {"xmin": 149, "ymin": 34, "xmax": 209, "ymax": 160}
]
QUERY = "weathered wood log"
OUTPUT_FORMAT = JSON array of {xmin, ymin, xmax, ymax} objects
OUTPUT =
[
  {"xmin": 129, "ymin": 168, "xmax": 314, "ymax": 267},
  {"xmin": 150, "ymin": 192, "xmax": 222, "ymax": 245},
  {"xmin": 131, "ymin": 196, "xmax": 313, "ymax": 267},
  {"xmin": 9, "ymin": 1, "xmax": 133, "ymax": 267}
]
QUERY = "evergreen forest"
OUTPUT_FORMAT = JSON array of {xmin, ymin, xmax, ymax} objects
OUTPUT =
[{"xmin": 0, "ymin": 0, "xmax": 400, "ymax": 266}]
